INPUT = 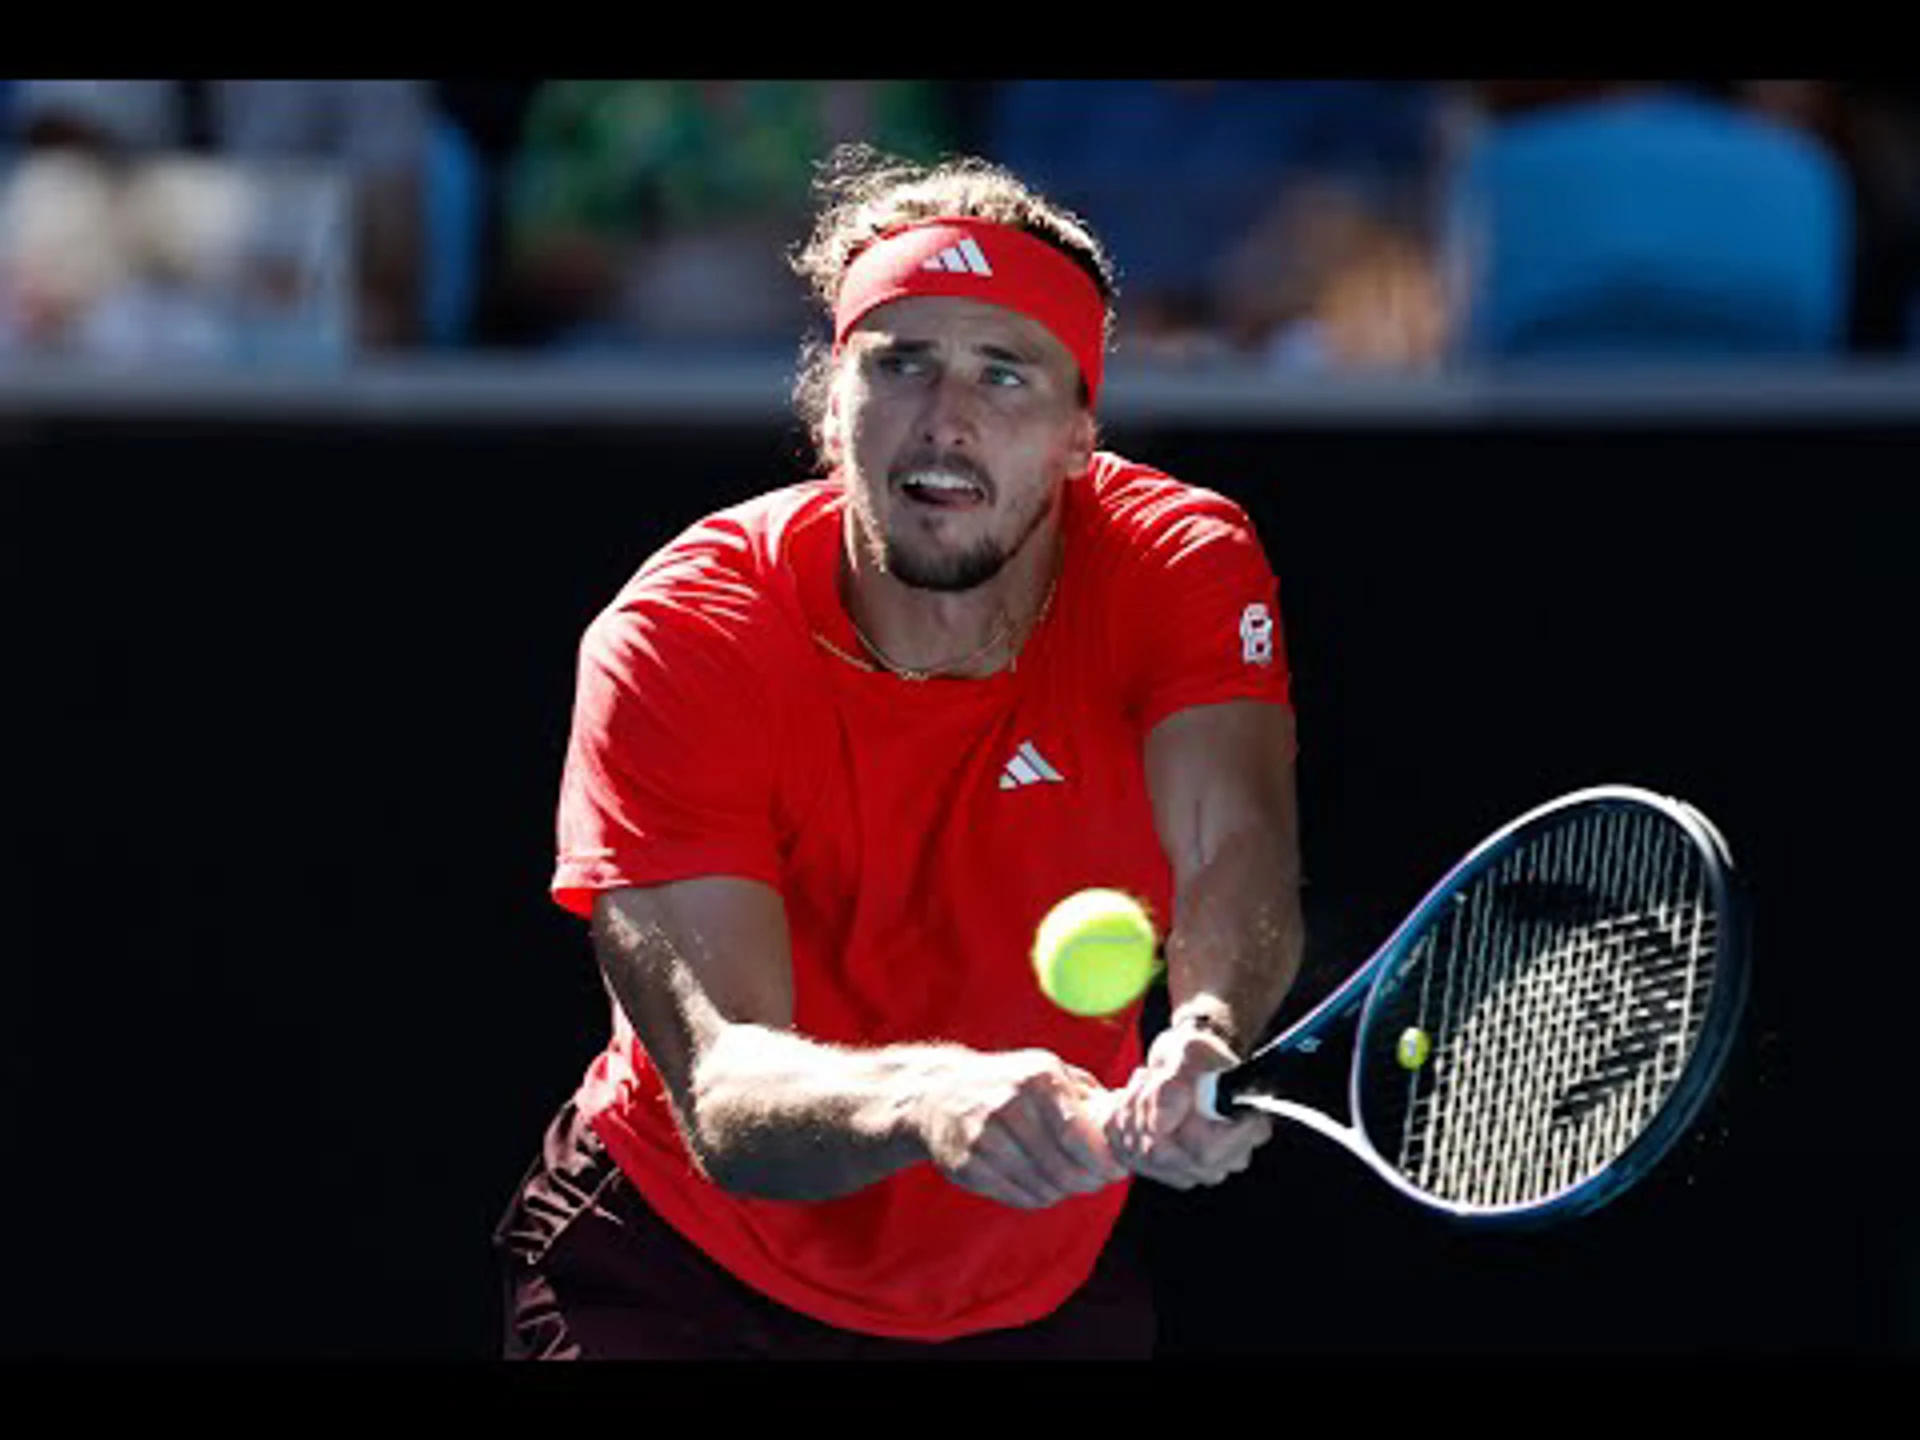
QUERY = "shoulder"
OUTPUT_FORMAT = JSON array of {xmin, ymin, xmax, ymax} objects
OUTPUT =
[
  {"xmin": 611, "ymin": 479, "xmax": 837, "ymax": 610},
  {"xmin": 1065, "ymin": 453, "xmax": 1289, "ymax": 719},
  {"xmin": 582, "ymin": 480, "xmax": 840, "ymax": 677},
  {"xmin": 1073, "ymin": 451, "xmax": 1267, "ymax": 569}
]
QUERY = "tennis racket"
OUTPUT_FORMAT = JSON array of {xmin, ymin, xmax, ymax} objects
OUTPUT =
[{"xmin": 1196, "ymin": 785, "xmax": 1747, "ymax": 1226}]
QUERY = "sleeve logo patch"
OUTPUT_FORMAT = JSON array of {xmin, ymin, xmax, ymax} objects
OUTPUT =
[{"xmin": 1240, "ymin": 603, "xmax": 1274, "ymax": 666}]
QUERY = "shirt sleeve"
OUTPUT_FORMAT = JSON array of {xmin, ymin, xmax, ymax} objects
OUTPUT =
[
  {"xmin": 551, "ymin": 576, "xmax": 783, "ymax": 919},
  {"xmin": 1111, "ymin": 486, "xmax": 1293, "ymax": 733}
]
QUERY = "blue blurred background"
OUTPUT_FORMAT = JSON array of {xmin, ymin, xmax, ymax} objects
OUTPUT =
[{"xmin": 0, "ymin": 78, "xmax": 1909, "ymax": 371}]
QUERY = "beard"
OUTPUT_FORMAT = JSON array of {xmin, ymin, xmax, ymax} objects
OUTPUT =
[
  {"xmin": 882, "ymin": 530, "xmax": 1010, "ymax": 592},
  {"xmin": 863, "ymin": 472, "xmax": 1059, "ymax": 593}
]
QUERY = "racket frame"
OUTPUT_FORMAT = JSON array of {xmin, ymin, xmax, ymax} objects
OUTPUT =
[{"xmin": 1194, "ymin": 784, "xmax": 1747, "ymax": 1226}]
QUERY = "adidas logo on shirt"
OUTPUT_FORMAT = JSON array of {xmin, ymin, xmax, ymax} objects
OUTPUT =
[
  {"xmin": 999, "ymin": 740, "xmax": 1065, "ymax": 790},
  {"xmin": 922, "ymin": 238, "xmax": 994, "ymax": 277}
]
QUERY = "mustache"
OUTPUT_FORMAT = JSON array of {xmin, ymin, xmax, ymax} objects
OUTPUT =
[{"xmin": 888, "ymin": 449, "xmax": 995, "ymax": 500}]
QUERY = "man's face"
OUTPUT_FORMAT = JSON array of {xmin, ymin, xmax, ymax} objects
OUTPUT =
[{"xmin": 826, "ymin": 296, "xmax": 1095, "ymax": 592}]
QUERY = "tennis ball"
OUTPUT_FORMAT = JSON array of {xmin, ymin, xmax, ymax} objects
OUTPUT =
[
  {"xmin": 1397, "ymin": 1026, "xmax": 1433, "ymax": 1071},
  {"xmin": 1032, "ymin": 888, "xmax": 1160, "ymax": 1018}
]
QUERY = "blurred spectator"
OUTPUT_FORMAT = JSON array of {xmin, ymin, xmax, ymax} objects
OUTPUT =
[
  {"xmin": 1440, "ymin": 81, "xmax": 1852, "ymax": 361},
  {"xmin": 500, "ymin": 81, "xmax": 955, "ymax": 353},
  {"xmin": 980, "ymin": 81, "xmax": 1444, "ymax": 362},
  {"xmin": 0, "ymin": 143, "xmax": 348, "ymax": 366},
  {"xmin": 1, "ymin": 79, "xmax": 430, "ymax": 354},
  {"xmin": 1734, "ymin": 80, "xmax": 1920, "ymax": 352},
  {"xmin": 0, "ymin": 149, "xmax": 131, "ymax": 357},
  {"xmin": 1218, "ymin": 177, "xmax": 1448, "ymax": 372},
  {"xmin": 80, "ymin": 159, "xmax": 257, "ymax": 364}
]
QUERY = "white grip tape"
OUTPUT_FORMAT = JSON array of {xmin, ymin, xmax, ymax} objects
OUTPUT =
[{"xmin": 1195, "ymin": 1069, "xmax": 1222, "ymax": 1121}]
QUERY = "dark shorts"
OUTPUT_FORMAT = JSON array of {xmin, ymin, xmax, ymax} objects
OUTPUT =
[{"xmin": 492, "ymin": 1098, "xmax": 1157, "ymax": 1360}]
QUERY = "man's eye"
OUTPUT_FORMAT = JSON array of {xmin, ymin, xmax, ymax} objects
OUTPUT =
[
  {"xmin": 875, "ymin": 352, "xmax": 929, "ymax": 377},
  {"xmin": 982, "ymin": 364, "xmax": 1027, "ymax": 388}
]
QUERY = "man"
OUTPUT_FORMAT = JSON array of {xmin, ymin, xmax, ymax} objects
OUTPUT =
[{"xmin": 494, "ymin": 145, "xmax": 1305, "ymax": 1359}]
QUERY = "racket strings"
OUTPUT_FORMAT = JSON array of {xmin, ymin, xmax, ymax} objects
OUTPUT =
[{"xmin": 1371, "ymin": 806, "xmax": 1719, "ymax": 1208}]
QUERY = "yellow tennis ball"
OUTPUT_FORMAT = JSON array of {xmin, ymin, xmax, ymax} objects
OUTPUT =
[
  {"xmin": 1396, "ymin": 1026, "xmax": 1432, "ymax": 1071},
  {"xmin": 1032, "ymin": 889, "xmax": 1160, "ymax": 1018}
]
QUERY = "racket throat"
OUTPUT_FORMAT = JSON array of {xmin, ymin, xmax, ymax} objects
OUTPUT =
[{"xmin": 1206, "ymin": 1020, "xmax": 1357, "ymax": 1121}]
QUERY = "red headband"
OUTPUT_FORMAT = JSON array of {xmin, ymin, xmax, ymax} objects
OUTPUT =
[{"xmin": 832, "ymin": 217, "xmax": 1106, "ymax": 404}]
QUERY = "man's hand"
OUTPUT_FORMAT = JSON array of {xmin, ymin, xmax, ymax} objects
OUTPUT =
[
  {"xmin": 1106, "ymin": 1021, "xmax": 1272, "ymax": 1190},
  {"xmin": 916, "ymin": 1049, "xmax": 1128, "ymax": 1210}
]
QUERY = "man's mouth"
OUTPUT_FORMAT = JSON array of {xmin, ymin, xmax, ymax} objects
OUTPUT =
[{"xmin": 896, "ymin": 464, "xmax": 991, "ymax": 511}]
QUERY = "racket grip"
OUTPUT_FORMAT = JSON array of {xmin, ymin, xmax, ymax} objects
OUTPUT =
[
  {"xmin": 1195, "ymin": 1070, "xmax": 1220, "ymax": 1120},
  {"xmin": 1196, "ymin": 1060, "xmax": 1260, "ymax": 1121}
]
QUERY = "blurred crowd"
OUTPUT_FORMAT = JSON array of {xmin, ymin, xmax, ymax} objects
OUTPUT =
[{"xmin": 1, "ymin": 78, "xmax": 1916, "ymax": 373}]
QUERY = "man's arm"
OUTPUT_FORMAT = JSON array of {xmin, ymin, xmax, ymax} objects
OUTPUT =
[
  {"xmin": 1106, "ymin": 699, "xmax": 1305, "ymax": 1188},
  {"xmin": 1149, "ymin": 699, "xmax": 1304, "ymax": 1052},
  {"xmin": 591, "ymin": 879, "xmax": 1124, "ymax": 1209}
]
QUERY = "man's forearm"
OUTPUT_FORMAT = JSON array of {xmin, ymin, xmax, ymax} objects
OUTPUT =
[
  {"xmin": 591, "ymin": 886, "xmax": 1116, "ymax": 1209},
  {"xmin": 1163, "ymin": 824, "xmax": 1304, "ymax": 1055},
  {"xmin": 683, "ymin": 1025, "xmax": 965, "ymax": 1203},
  {"xmin": 593, "ymin": 896, "xmax": 972, "ymax": 1204}
]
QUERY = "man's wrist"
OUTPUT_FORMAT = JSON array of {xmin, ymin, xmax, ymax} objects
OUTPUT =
[{"xmin": 1168, "ymin": 999, "xmax": 1245, "ymax": 1059}]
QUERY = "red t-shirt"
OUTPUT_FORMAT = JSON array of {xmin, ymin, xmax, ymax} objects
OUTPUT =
[{"xmin": 550, "ymin": 451, "xmax": 1291, "ymax": 1341}]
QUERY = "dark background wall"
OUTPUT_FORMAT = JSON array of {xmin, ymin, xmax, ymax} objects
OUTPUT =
[{"xmin": 2, "ymin": 409, "xmax": 1912, "ymax": 1362}]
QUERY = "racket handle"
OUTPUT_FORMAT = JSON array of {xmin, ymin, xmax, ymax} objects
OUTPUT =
[
  {"xmin": 1196, "ymin": 1066, "xmax": 1249, "ymax": 1121},
  {"xmin": 1195, "ymin": 1070, "xmax": 1222, "ymax": 1120},
  {"xmin": 1197, "ymin": 1055, "xmax": 1270, "ymax": 1121}
]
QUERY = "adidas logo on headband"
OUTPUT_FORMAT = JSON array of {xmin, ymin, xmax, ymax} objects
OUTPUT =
[{"xmin": 922, "ymin": 238, "xmax": 994, "ymax": 277}]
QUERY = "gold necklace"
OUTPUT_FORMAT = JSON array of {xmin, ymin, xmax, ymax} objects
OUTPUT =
[
  {"xmin": 816, "ymin": 570, "xmax": 1060, "ymax": 682},
  {"xmin": 848, "ymin": 608, "xmax": 1013, "ymax": 682}
]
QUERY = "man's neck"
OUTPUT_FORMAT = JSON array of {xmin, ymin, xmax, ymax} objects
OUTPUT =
[{"xmin": 838, "ymin": 510, "xmax": 1061, "ymax": 681}]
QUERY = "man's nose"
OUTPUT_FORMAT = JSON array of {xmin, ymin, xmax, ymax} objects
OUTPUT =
[{"xmin": 918, "ymin": 370, "xmax": 982, "ymax": 448}]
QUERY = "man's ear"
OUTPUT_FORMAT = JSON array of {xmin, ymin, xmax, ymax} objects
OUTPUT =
[
  {"xmin": 1065, "ymin": 407, "xmax": 1097, "ymax": 479},
  {"xmin": 821, "ymin": 377, "xmax": 847, "ymax": 469}
]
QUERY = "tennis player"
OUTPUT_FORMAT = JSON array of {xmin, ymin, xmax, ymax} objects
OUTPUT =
[{"xmin": 494, "ymin": 145, "xmax": 1305, "ymax": 1359}]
